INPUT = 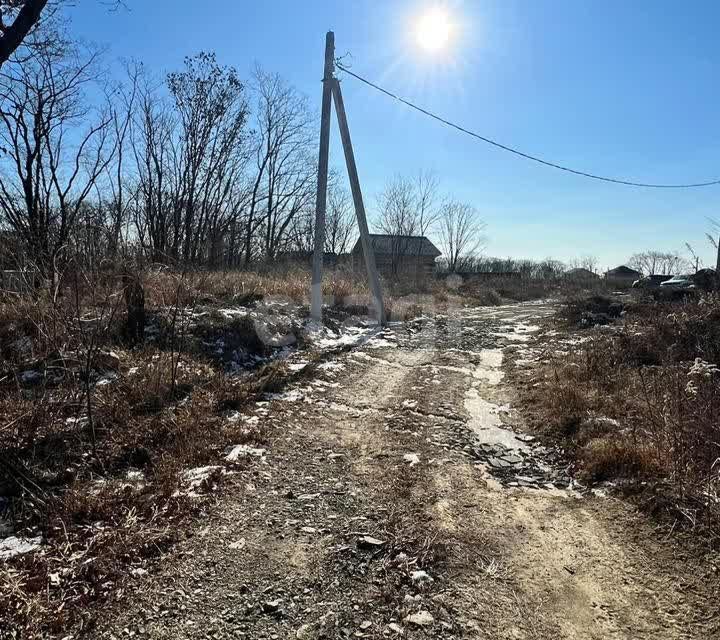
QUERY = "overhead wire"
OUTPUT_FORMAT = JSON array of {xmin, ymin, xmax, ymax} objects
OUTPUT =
[{"xmin": 335, "ymin": 62, "xmax": 720, "ymax": 189}]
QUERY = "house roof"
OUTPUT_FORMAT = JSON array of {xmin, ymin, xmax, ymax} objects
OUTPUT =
[
  {"xmin": 566, "ymin": 267, "xmax": 598, "ymax": 277},
  {"xmin": 351, "ymin": 234, "xmax": 441, "ymax": 258},
  {"xmin": 605, "ymin": 265, "xmax": 641, "ymax": 276}
]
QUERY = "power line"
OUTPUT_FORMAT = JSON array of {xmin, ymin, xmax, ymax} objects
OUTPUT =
[{"xmin": 335, "ymin": 62, "xmax": 720, "ymax": 189}]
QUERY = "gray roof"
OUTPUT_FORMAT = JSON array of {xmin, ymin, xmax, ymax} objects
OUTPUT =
[
  {"xmin": 605, "ymin": 265, "xmax": 641, "ymax": 276},
  {"xmin": 351, "ymin": 234, "xmax": 441, "ymax": 257},
  {"xmin": 566, "ymin": 268, "xmax": 598, "ymax": 278}
]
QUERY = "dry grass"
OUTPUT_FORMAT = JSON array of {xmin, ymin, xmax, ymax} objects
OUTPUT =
[{"xmin": 527, "ymin": 295, "xmax": 720, "ymax": 540}]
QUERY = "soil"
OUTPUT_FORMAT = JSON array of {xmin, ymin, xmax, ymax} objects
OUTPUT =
[{"xmin": 90, "ymin": 302, "xmax": 720, "ymax": 639}]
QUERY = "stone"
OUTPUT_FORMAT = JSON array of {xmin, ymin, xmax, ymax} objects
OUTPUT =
[
  {"xmin": 405, "ymin": 611, "xmax": 434, "ymax": 627},
  {"xmin": 488, "ymin": 457, "xmax": 512, "ymax": 469},
  {"xmin": 357, "ymin": 535, "xmax": 386, "ymax": 549},
  {"xmin": 403, "ymin": 453, "xmax": 420, "ymax": 466},
  {"xmin": 388, "ymin": 623, "xmax": 404, "ymax": 634},
  {"xmin": 262, "ymin": 600, "xmax": 282, "ymax": 614}
]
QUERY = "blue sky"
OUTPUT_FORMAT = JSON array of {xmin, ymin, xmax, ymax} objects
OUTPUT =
[{"xmin": 67, "ymin": 1, "xmax": 720, "ymax": 269}]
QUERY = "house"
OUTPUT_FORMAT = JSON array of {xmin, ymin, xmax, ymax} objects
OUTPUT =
[
  {"xmin": 565, "ymin": 267, "xmax": 599, "ymax": 282},
  {"xmin": 351, "ymin": 234, "xmax": 441, "ymax": 281},
  {"xmin": 604, "ymin": 265, "xmax": 641, "ymax": 288}
]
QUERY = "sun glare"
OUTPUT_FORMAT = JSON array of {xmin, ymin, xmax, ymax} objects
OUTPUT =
[{"xmin": 415, "ymin": 7, "xmax": 453, "ymax": 52}]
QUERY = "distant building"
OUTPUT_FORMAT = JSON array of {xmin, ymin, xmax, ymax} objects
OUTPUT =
[
  {"xmin": 351, "ymin": 234, "xmax": 441, "ymax": 281},
  {"xmin": 565, "ymin": 267, "xmax": 599, "ymax": 282},
  {"xmin": 604, "ymin": 265, "xmax": 641, "ymax": 287}
]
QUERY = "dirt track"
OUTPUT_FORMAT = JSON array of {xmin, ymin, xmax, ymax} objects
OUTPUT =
[{"xmin": 94, "ymin": 303, "xmax": 719, "ymax": 639}]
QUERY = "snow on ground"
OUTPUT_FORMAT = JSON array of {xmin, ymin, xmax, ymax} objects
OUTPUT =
[{"xmin": 0, "ymin": 535, "xmax": 42, "ymax": 560}]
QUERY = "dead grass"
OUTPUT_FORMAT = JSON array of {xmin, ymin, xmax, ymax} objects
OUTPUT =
[{"xmin": 525, "ymin": 294, "xmax": 720, "ymax": 540}]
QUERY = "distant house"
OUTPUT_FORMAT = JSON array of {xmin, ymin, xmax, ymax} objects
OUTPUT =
[
  {"xmin": 351, "ymin": 234, "xmax": 441, "ymax": 281},
  {"xmin": 604, "ymin": 265, "xmax": 641, "ymax": 287},
  {"xmin": 565, "ymin": 267, "xmax": 599, "ymax": 282}
]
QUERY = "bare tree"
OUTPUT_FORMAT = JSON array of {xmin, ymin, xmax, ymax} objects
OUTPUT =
[
  {"xmin": 414, "ymin": 169, "xmax": 440, "ymax": 236},
  {"xmin": 568, "ymin": 255, "xmax": 599, "ymax": 273},
  {"xmin": 167, "ymin": 52, "xmax": 250, "ymax": 265},
  {"xmin": 0, "ymin": 44, "xmax": 115, "ymax": 283},
  {"xmin": 628, "ymin": 251, "xmax": 686, "ymax": 276},
  {"xmin": 243, "ymin": 66, "xmax": 315, "ymax": 263},
  {"xmin": 0, "ymin": 0, "xmax": 48, "ymax": 67},
  {"xmin": 325, "ymin": 178, "xmax": 354, "ymax": 255},
  {"xmin": 130, "ymin": 75, "xmax": 178, "ymax": 262},
  {"xmin": 439, "ymin": 200, "xmax": 485, "ymax": 272}
]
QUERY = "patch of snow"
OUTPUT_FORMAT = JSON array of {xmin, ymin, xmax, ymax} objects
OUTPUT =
[
  {"xmin": 266, "ymin": 388, "xmax": 305, "ymax": 402},
  {"xmin": 318, "ymin": 361, "xmax": 345, "ymax": 372},
  {"xmin": 96, "ymin": 372, "xmax": 119, "ymax": 386},
  {"xmin": 225, "ymin": 444, "xmax": 267, "ymax": 462},
  {"xmin": 0, "ymin": 535, "xmax": 42, "ymax": 559},
  {"xmin": 182, "ymin": 465, "xmax": 222, "ymax": 491}
]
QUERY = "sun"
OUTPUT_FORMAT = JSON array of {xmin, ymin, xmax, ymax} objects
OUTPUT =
[{"xmin": 415, "ymin": 7, "xmax": 453, "ymax": 52}]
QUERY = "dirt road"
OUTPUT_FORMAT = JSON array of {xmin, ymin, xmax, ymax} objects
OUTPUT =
[{"xmin": 95, "ymin": 303, "xmax": 719, "ymax": 639}]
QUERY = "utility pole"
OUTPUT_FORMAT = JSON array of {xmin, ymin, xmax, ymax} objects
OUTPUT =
[
  {"xmin": 310, "ymin": 31, "xmax": 385, "ymax": 324},
  {"xmin": 311, "ymin": 31, "xmax": 334, "ymax": 322},
  {"xmin": 331, "ymin": 78, "xmax": 385, "ymax": 324}
]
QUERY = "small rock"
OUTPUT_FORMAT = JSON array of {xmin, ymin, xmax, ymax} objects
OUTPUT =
[
  {"xmin": 388, "ymin": 623, "xmax": 404, "ymax": 634},
  {"xmin": 359, "ymin": 621, "xmax": 372, "ymax": 630},
  {"xmin": 403, "ymin": 453, "xmax": 420, "ymax": 466},
  {"xmin": 357, "ymin": 535, "xmax": 386, "ymax": 549},
  {"xmin": 300, "ymin": 527, "xmax": 317, "ymax": 534},
  {"xmin": 262, "ymin": 599, "xmax": 282, "ymax": 614},
  {"xmin": 405, "ymin": 611, "xmax": 434, "ymax": 627}
]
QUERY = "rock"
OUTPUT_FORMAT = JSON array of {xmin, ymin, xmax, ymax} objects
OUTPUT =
[
  {"xmin": 488, "ymin": 457, "xmax": 513, "ymax": 470},
  {"xmin": 296, "ymin": 624, "xmax": 313, "ymax": 639},
  {"xmin": 388, "ymin": 623, "xmax": 404, "ymax": 634},
  {"xmin": 359, "ymin": 621, "xmax": 372, "ymax": 630},
  {"xmin": 300, "ymin": 526, "xmax": 317, "ymax": 534},
  {"xmin": 500, "ymin": 454, "xmax": 524, "ymax": 466},
  {"xmin": 357, "ymin": 535, "xmax": 386, "ymax": 549},
  {"xmin": 404, "ymin": 611, "xmax": 434, "ymax": 627},
  {"xmin": 262, "ymin": 599, "xmax": 282, "ymax": 614},
  {"xmin": 516, "ymin": 434, "xmax": 535, "ymax": 443},
  {"xmin": 225, "ymin": 444, "xmax": 267, "ymax": 462},
  {"xmin": 410, "ymin": 570, "xmax": 434, "ymax": 584},
  {"xmin": 403, "ymin": 453, "xmax": 420, "ymax": 466}
]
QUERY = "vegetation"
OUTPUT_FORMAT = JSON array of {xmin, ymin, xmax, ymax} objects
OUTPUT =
[{"xmin": 525, "ymin": 294, "xmax": 720, "ymax": 542}]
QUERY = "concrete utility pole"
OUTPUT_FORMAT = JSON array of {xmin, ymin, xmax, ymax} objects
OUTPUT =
[
  {"xmin": 331, "ymin": 78, "xmax": 385, "ymax": 324},
  {"xmin": 311, "ymin": 31, "xmax": 334, "ymax": 322},
  {"xmin": 311, "ymin": 31, "xmax": 385, "ymax": 324}
]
